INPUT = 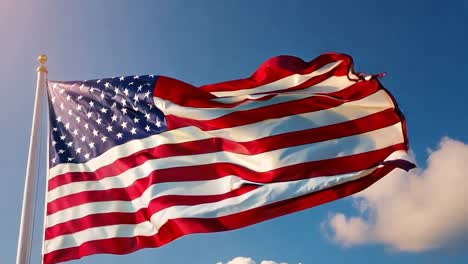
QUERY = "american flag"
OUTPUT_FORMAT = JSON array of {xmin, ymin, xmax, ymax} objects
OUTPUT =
[{"xmin": 43, "ymin": 53, "xmax": 414, "ymax": 264}]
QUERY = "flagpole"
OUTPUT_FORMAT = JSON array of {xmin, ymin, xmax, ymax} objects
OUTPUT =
[{"xmin": 16, "ymin": 54, "xmax": 48, "ymax": 264}]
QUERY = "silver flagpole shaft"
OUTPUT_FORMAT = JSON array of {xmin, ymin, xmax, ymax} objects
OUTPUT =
[{"xmin": 16, "ymin": 55, "xmax": 48, "ymax": 264}]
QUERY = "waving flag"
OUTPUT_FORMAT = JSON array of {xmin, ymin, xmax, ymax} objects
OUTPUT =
[{"xmin": 43, "ymin": 53, "xmax": 414, "ymax": 263}]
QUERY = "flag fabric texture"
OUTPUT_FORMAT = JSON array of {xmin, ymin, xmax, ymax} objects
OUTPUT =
[{"xmin": 43, "ymin": 53, "xmax": 414, "ymax": 263}]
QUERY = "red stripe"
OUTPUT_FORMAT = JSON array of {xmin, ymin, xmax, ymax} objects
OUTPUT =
[
  {"xmin": 48, "ymin": 108, "xmax": 401, "ymax": 191},
  {"xmin": 153, "ymin": 53, "xmax": 353, "ymax": 109},
  {"xmin": 165, "ymin": 80, "xmax": 380, "ymax": 131},
  {"xmin": 44, "ymin": 159, "xmax": 412, "ymax": 264},
  {"xmin": 199, "ymin": 53, "xmax": 353, "ymax": 93}
]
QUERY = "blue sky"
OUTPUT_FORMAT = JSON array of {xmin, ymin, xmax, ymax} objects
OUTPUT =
[{"xmin": 1, "ymin": 0, "xmax": 467, "ymax": 263}]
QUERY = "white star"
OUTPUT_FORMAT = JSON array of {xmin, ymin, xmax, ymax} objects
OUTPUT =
[
  {"xmin": 145, "ymin": 112, "xmax": 151, "ymax": 120},
  {"xmin": 68, "ymin": 109, "xmax": 73, "ymax": 116},
  {"xmin": 58, "ymin": 149, "xmax": 65, "ymax": 154},
  {"xmin": 124, "ymin": 88, "xmax": 129, "ymax": 96},
  {"xmin": 104, "ymin": 82, "xmax": 110, "ymax": 88},
  {"xmin": 100, "ymin": 92, "xmax": 105, "ymax": 100},
  {"xmin": 64, "ymin": 123, "xmax": 70, "ymax": 130},
  {"xmin": 66, "ymin": 141, "xmax": 73, "ymax": 147},
  {"xmin": 92, "ymin": 129, "xmax": 99, "ymax": 136},
  {"xmin": 106, "ymin": 125, "xmax": 113, "ymax": 132},
  {"xmin": 133, "ymin": 94, "xmax": 139, "ymax": 103},
  {"xmin": 60, "ymin": 103, "xmax": 64, "ymax": 110},
  {"xmin": 73, "ymin": 129, "xmax": 79, "ymax": 135},
  {"xmin": 119, "ymin": 76, "xmax": 125, "ymax": 81},
  {"xmin": 130, "ymin": 127, "xmax": 137, "ymax": 135},
  {"xmin": 133, "ymin": 117, "xmax": 140, "ymax": 123},
  {"xmin": 120, "ymin": 98, "xmax": 127, "ymax": 106},
  {"xmin": 89, "ymin": 101, "xmax": 95, "ymax": 107},
  {"xmin": 121, "ymin": 121, "xmax": 127, "ymax": 129},
  {"xmin": 156, "ymin": 119, "xmax": 162, "ymax": 127},
  {"xmin": 145, "ymin": 125, "xmax": 150, "ymax": 132},
  {"xmin": 56, "ymin": 116, "xmax": 62, "ymax": 122},
  {"xmin": 114, "ymin": 87, "xmax": 119, "ymax": 95},
  {"xmin": 129, "ymin": 82, "xmax": 134, "ymax": 86},
  {"xmin": 84, "ymin": 153, "xmax": 90, "ymax": 159},
  {"xmin": 137, "ymin": 85, "xmax": 143, "ymax": 92},
  {"xmin": 52, "ymin": 157, "xmax": 56, "ymax": 163},
  {"xmin": 60, "ymin": 88, "xmax": 65, "ymax": 94},
  {"xmin": 80, "ymin": 136, "xmax": 86, "ymax": 142},
  {"xmin": 60, "ymin": 135, "xmax": 66, "ymax": 141},
  {"xmin": 101, "ymin": 136, "xmax": 107, "ymax": 142},
  {"xmin": 116, "ymin": 132, "xmax": 123, "ymax": 139},
  {"xmin": 86, "ymin": 112, "xmax": 92, "ymax": 118},
  {"xmin": 76, "ymin": 105, "xmax": 82, "ymax": 111},
  {"xmin": 66, "ymin": 95, "xmax": 71, "ymax": 101},
  {"xmin": 53, "ymin": 83, "xmax": 58, "ymax": 89},
  {"xmin": 96, "ymin": 118, "xmax": 102, "ymax": 125},
  {"xmin": 77, "ymin": 95, "xmax": 83, "ymax": 100},
  {"xmin": 97, "ymin": 79, "xmax": 101, "ymax": 83},
  {"xmin": 111, "ymin": 114, "xmax": 118, "ymax": 122},
  {"xmin": 100, "ymin": 107, "xmax": 108, "ymax": 114},
  {"xmin": 144, "ymin": 91, "xmax": 151, "ymax": 99},
  {"xmin": 84, "ymin": 123, "xmax": 89, "ymax": 130},
  {"xmin": 52, "ymin": 140, "xmax": 57, "ymax": 146},
  {"xmin": 149, "ymin": 75, "xmax": 154, "ymax": 78},
  {"xmin": 52, "ymin": 127, "xmax": 58, "ymax": 132},
  {"xmin": 75, "ymin": 116, "xmax": 81, "ymax": 123},
  {"xmin": 51, "ymin": 96, "xmax": 56, "ymax": 103},
  {"xmin": 89, "ymin": 142, "xmax": 95, "ymax": 148},
  {"xmin": 67, "ymin": 157, "xmax": 74, "ymax": 162},
  {"xmin": 80, "ymin": 84, "xmax": 85, "ymax": 90},
  {"xmin": 89, "ymin": 87, "xmax": 95, "ymax": 93},
  {"xmin": 75, "ymin": 147, "xmax": 81, "ymax": 154},
  {"xmin": 133, "ymin": 75, "xmax": 139, "ymax": 79},
  {"xmin": 122, "ymin": 108, "xmax": 127, "ymax": 114}
]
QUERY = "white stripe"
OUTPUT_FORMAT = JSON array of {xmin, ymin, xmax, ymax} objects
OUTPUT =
[
  {"xmin": 210, "ymin": 60, "xmax": 343, "ymax": 97},
  {"xmin": 46, "ymin": 122, "xmax": 404, "ymax": 226},
  {"xmin": 155, "ymin": 94, "xmax": 309, "ymax": 120},
  {"xmin": 49, "ymin": 90, "xmax": 394, "ymax": 179},
  {"xmin": 46, "ymin": 152, "xmax": 410, "ymax": 253},
  {"xmin": 292, "ymin": 75, "xmax": 357, "ymax": 95},
  {"xmin": 210, "ymin": 75, "xmax": 356, "ymax": 104},
  {"xmin": 154, "ymin": 76, "xmax": 357, "ymax": 121}
]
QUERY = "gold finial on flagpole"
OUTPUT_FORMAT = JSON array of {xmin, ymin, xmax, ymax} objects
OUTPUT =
[{"xmin": 37, "ymin": 54, "xmax": 48, "ymax": 73}]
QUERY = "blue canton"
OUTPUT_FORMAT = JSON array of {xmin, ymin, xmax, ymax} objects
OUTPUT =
[{"xmin": 48, "ymin": 75, "xmax": 166, "ymax": 167}]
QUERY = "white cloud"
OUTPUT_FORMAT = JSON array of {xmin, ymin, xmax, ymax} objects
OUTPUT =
[
  {"xmin": 218, "ymin": 257, "xmax": 290, "ymax": 264},
  {"xmin": 260, "ymin": 261, "xmax": 288, "ymax": 264},
  {"xmin": 323, "ymin": 137, "xmax": 468, "ymax": 252},
  {"xmin": 223, "ymin": 257, "xmax": 256, "ymax": 264}
]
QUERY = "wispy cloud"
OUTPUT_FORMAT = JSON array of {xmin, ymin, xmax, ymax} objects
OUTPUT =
[{"xmin": 323, "ymin": 137, "xmax": 468, "ymax": 252}]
